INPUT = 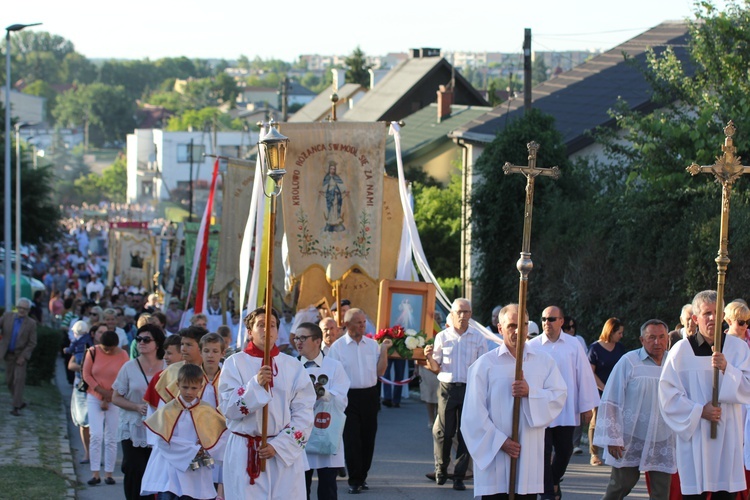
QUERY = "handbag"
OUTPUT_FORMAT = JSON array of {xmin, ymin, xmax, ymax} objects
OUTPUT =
[
  {"xmin": 76, "ymin": 347, "xmax": 95, "ymax": 393},
  {"xmin": 305, "ymin": 398, "xmax": 346, "ymax": 455}
]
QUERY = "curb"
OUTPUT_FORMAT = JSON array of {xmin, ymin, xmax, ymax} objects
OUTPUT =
[{"xmin": 57, "ymin": 376, "xmax": 78, "ymax": 499}]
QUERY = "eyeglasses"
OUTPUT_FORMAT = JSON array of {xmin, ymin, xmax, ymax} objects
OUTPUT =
[
  {"xmin": 541, "ymin": 316, "xmax": 560, "ymax": 322},
  {"xmin": 737, "ymin": 319, "xmax": 749, "ymax": 327},
  {"xmin": 135, "ymin": 336, "xmax": 154, "ymax": 344},
  {"xmin": 295, "ymin": 335, "xmax": 313, "ymax": 343}
]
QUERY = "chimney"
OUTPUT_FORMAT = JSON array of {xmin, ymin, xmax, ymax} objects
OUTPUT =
[
  {"xmin": 437, "ymin": 84, "xmax": 453, "ymax": 122},
  {"xmin": 331, "ymin": 68, "xmax": 345, "ymax": 92}
]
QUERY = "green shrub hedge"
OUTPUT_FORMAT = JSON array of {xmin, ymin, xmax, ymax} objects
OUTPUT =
[{"xmin": 27, "ymin": 325, "xmax": 61, "ymax": 386}]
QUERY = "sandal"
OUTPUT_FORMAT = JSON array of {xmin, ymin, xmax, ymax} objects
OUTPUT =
[
  {"xmin": 590, "ymin": 454, "xmax": 603, "ymax": 466},
  {"xmin": 554, "ymin": 484, "xmax": 562, "ymax": 500}
]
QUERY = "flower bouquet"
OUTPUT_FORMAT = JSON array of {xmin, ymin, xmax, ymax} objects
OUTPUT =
[{"xmin": 375, "ymin": 324, "xmax": 428, "ymax": 360}]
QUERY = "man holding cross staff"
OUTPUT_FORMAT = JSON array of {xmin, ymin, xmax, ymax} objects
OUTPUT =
[{"xmin": 659, "ymin": 122, "xmax": 750, "ymax": 500}]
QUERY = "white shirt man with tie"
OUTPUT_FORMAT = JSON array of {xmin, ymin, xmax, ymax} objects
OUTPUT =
[
  {"xmin": 296, "ymin": 321, "xmax": 350, "ymax": 500},
  {"xmin": 424, "ymin": 298, "xmax": 488, "ymax": 491},
  {"xmin": 329, "ymin": 308, "xmax": 391, "ymax": 494}
]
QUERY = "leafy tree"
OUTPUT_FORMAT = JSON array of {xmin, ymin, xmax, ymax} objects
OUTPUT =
[
  {"xmin": 413, "ymin": 172, "xmax": 463, "ymax": 282},
  {"xmin": 237, "ymin": 55, "xmax": 251, "ymax": 70},
  {"xmin": 345, "ymin": 46, "xmax": 372, "ymax": 89},
  {"xmin": 72, "ymin": 155, "xmax": 127, "ymax": 204},
  {"xmin": 0, "ymin": 111, "xmax": 62, "ymax": 243},
  {"xmin": 469, "ymin": 108, "xmax": 575, "ymax": 320},
  {"xmin": 61, "ymin": 52, "xmax": 97, "ymax": 84},
  {"xmin": 53, "ymin": 83, "xmax": 136, "ymax": 148}
]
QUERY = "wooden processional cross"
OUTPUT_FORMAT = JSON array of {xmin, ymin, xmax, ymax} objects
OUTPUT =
[
  {"xmin": 502, "ymin": 141, "xmax": 560, "ymax": 499},
  {"xmin": 687, "ymin": 120, "xmax": 750, "ymax": 439}
]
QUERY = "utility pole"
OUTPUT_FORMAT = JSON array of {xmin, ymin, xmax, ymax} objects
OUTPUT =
[
  {"xmin": 280, "ymin": 76, "xmax": 290, "ymax": 122},
  {"xmin": 188, "ymin": 138, "xmax": 194, "ymax": 222},
  {"xmin": 524, "ymin": 28, "xmax": 532, "ymax": 113}
]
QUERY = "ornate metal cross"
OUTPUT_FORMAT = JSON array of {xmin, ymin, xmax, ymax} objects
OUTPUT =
[
  {"xmin": 502, "ymin": 141, "xmax": 560, "ymax": 498},
  {"xmin": 687, "ymin": 120, "xmax": 750, "ymax": 439}
]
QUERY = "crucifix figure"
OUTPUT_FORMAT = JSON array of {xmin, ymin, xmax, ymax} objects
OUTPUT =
[
  {"xmin": 502, "ymin": 141, "xmax": 560, "ymax": 499},
  {"xmin": 686, "ymin": 120, "xmax": 750, "ymax": 439}
]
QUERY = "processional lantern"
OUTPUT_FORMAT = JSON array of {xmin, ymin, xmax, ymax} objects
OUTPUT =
[{"xmin": 257, "ymin": 121, "xmax": 290, "ymax": 471}]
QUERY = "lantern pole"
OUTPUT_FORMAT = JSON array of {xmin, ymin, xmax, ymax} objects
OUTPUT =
[{"xmin": 257, "ymin": 122, "xmax": 289, "ymax": 471}]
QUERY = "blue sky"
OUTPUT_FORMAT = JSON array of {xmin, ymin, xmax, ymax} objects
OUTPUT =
[{"xmin": 6, "ymin": 0, "xmax": 722, "ymax": 62}]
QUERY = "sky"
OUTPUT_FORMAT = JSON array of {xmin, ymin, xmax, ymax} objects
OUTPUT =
[{"xmin": 5, "ymin": 0, "xmax": 725, "ymax": 62}]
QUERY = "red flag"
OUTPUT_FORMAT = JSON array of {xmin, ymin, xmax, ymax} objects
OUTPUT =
[{"xmin": 186, "ymin": 158, "xmax": 220, "ymax": 315}]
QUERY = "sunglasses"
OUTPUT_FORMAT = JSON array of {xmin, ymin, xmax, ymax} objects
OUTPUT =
[
  {"xmin": 737, "ymin": 319, "xmax": 749, "ymax": 327},
  {"xmin": 541, "ymin": 316, "xmax": 560, "ymax": 322},
  {"xmin": 135, "ymin": 336, "xmax": 154, "ymax": 344}
]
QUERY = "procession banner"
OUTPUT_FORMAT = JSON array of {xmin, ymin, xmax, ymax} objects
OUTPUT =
[
  {"xmin": 280, "ymin": 122, "xmax": 386, "ymax": 282},
  {"xmin": 214, "ymin": 159, "xmax": 256, "ymax": 294}
]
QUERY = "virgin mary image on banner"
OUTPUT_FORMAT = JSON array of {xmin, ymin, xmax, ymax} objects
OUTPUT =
[
  {"xmin": 321, "ymin": 160, "xmax": 347, "ymax": 232},
  {"xmin": 280, "ymin": 122, "xmax": 386, "ymax": 283}
]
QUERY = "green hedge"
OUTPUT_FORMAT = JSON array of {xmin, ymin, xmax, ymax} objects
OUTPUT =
[{"xmin": 27, "ymin": 325, "xmax": 61, "ymax": 386}]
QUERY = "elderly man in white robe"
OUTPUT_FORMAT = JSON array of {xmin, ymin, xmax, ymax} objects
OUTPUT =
[
  {"xmin": 659, "ymin": 290, "xmax": 750, "ymax": 500},
  {"xmin": 594, "ymin": 319, "xmax": 676, "ymax": 499},
  {"xmin": 462, "ymin": 304, "xmax": 567, "ymax": 499}
]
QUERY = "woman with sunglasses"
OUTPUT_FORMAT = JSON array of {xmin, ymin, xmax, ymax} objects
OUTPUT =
[
  {"xmin": 112, "ymin": 324, "xmax": 166, "ymax": 499},
  {"xmin": 725, "ymin": 300, "xmax": 750, "ymax": 348}
]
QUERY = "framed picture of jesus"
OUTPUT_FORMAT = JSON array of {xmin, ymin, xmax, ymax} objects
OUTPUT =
[{"xmin": 376, "ymin": 279, "xmax": 437, "ymax": 341}]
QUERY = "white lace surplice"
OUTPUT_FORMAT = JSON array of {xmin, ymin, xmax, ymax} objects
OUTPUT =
[{"xmin": 593, "ymin": 348, "xmax": 676, "ymax": 473}]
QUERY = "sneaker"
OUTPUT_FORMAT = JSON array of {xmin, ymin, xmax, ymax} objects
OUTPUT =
[{"xmin": 572, "ymin": 447, "xmax": 583, "ymax": 455}]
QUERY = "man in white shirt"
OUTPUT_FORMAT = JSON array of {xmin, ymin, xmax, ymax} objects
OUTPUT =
[
  {"xmin": 594, "ymin": 319, "xmax": 676, "ymax": 499},
  {"xmin": 329, "ymin": 308, "xmax": 391, "ymax": 494},
  {"xmin": 528, "ymin": 305, "xmax": 599, "ymax": 500},
  {"xmin": 660, "ymin": 290, "xmax": 750, "ymax": 499},
  {"xmin": 296, "ymin": 321, "xmax": 350, "ymax": 500},
  {"xmin": 424, "ymin": 298, "xmax": 488, "ymax": 491},
  {"xmin": 462, "ymin": 304, "xmax": 566, "ymax": 498}
]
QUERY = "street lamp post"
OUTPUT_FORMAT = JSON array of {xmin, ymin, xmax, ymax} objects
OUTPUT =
[
  {"xmin": 4, "ymin": 22, "xmax": 40, "ymax": 310},
  {"xmin": 14, "ymin": 122, "xmax": 30, "ymax": 301}
]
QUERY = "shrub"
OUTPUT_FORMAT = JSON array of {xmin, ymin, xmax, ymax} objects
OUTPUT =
[{"xmin": 27, "ymin": 325, "xmax": 61, "ymax": 386}]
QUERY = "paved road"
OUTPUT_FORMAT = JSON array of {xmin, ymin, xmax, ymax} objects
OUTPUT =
[{"xmin": 57, "ymin": 358, "xmax": 647, "ymax": 499}]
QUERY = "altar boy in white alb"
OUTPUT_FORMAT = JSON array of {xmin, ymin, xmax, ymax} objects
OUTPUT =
[
  {"xmin": 659, "ymin": 290, "xmax": 750, "ymax": 500},
  {"xmin": 462, "ymin": 304, "xmax": 567, "ymax": 499},
  {"xmin": 219, "ymin": 307, "xmax": 316, "ymax": 500}
]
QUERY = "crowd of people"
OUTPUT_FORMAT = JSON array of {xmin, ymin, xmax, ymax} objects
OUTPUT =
[{"xmin": 9, "ymin": 206, "xmax": 750, "ymax": 499}]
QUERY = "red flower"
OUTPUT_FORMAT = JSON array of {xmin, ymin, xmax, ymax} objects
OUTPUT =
[
  {"xmin": 239, "ymin": 406, "xmax": 249, "ymax": 415},
  {"xmin": 365, "ymin": 226, "xmax": 370, "ymax": 232},
  {"xmin": 294, "ymin": 430, "xmax": 303, "ymax": 440},
  {"xmin": 237, "ymin": 387, "xmax": 246, "ymax": 396}
]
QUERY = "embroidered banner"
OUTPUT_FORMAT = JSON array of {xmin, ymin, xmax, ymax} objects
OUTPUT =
[
  {"xmin": 214, "ymin": 159, "xmax": 256, "ymax": 294},
  {"xmin": 280, "ymin": 122, "xmax": 386, "ymax": 282}
]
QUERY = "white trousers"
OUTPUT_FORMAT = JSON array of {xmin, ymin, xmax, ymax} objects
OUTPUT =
[{"xmin": 86, "ymin": 393, "xmax": 119, "ymax": 473}]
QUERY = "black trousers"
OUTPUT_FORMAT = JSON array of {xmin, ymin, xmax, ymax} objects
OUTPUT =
[
  {"xmin": 433, "ymin": 382, "xmax": 469, "ymax": 478},
  {"xmin": 543, "ymin": 426, "xmax": 575, "ymax": 498},
  {"xmin": 343, "ymin": 385, "xmax": 379, "ymax": 487},
  {"xmin": 684, "ymin": 493, "xmax": 734, "ymax": 500},
  {"xmin": 305, "ymin": 467, "xmax": 339, "ymax": 500},
  {"xmin": 120, "ymin": 439, "xmax": 152, "ymax": 500}
]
